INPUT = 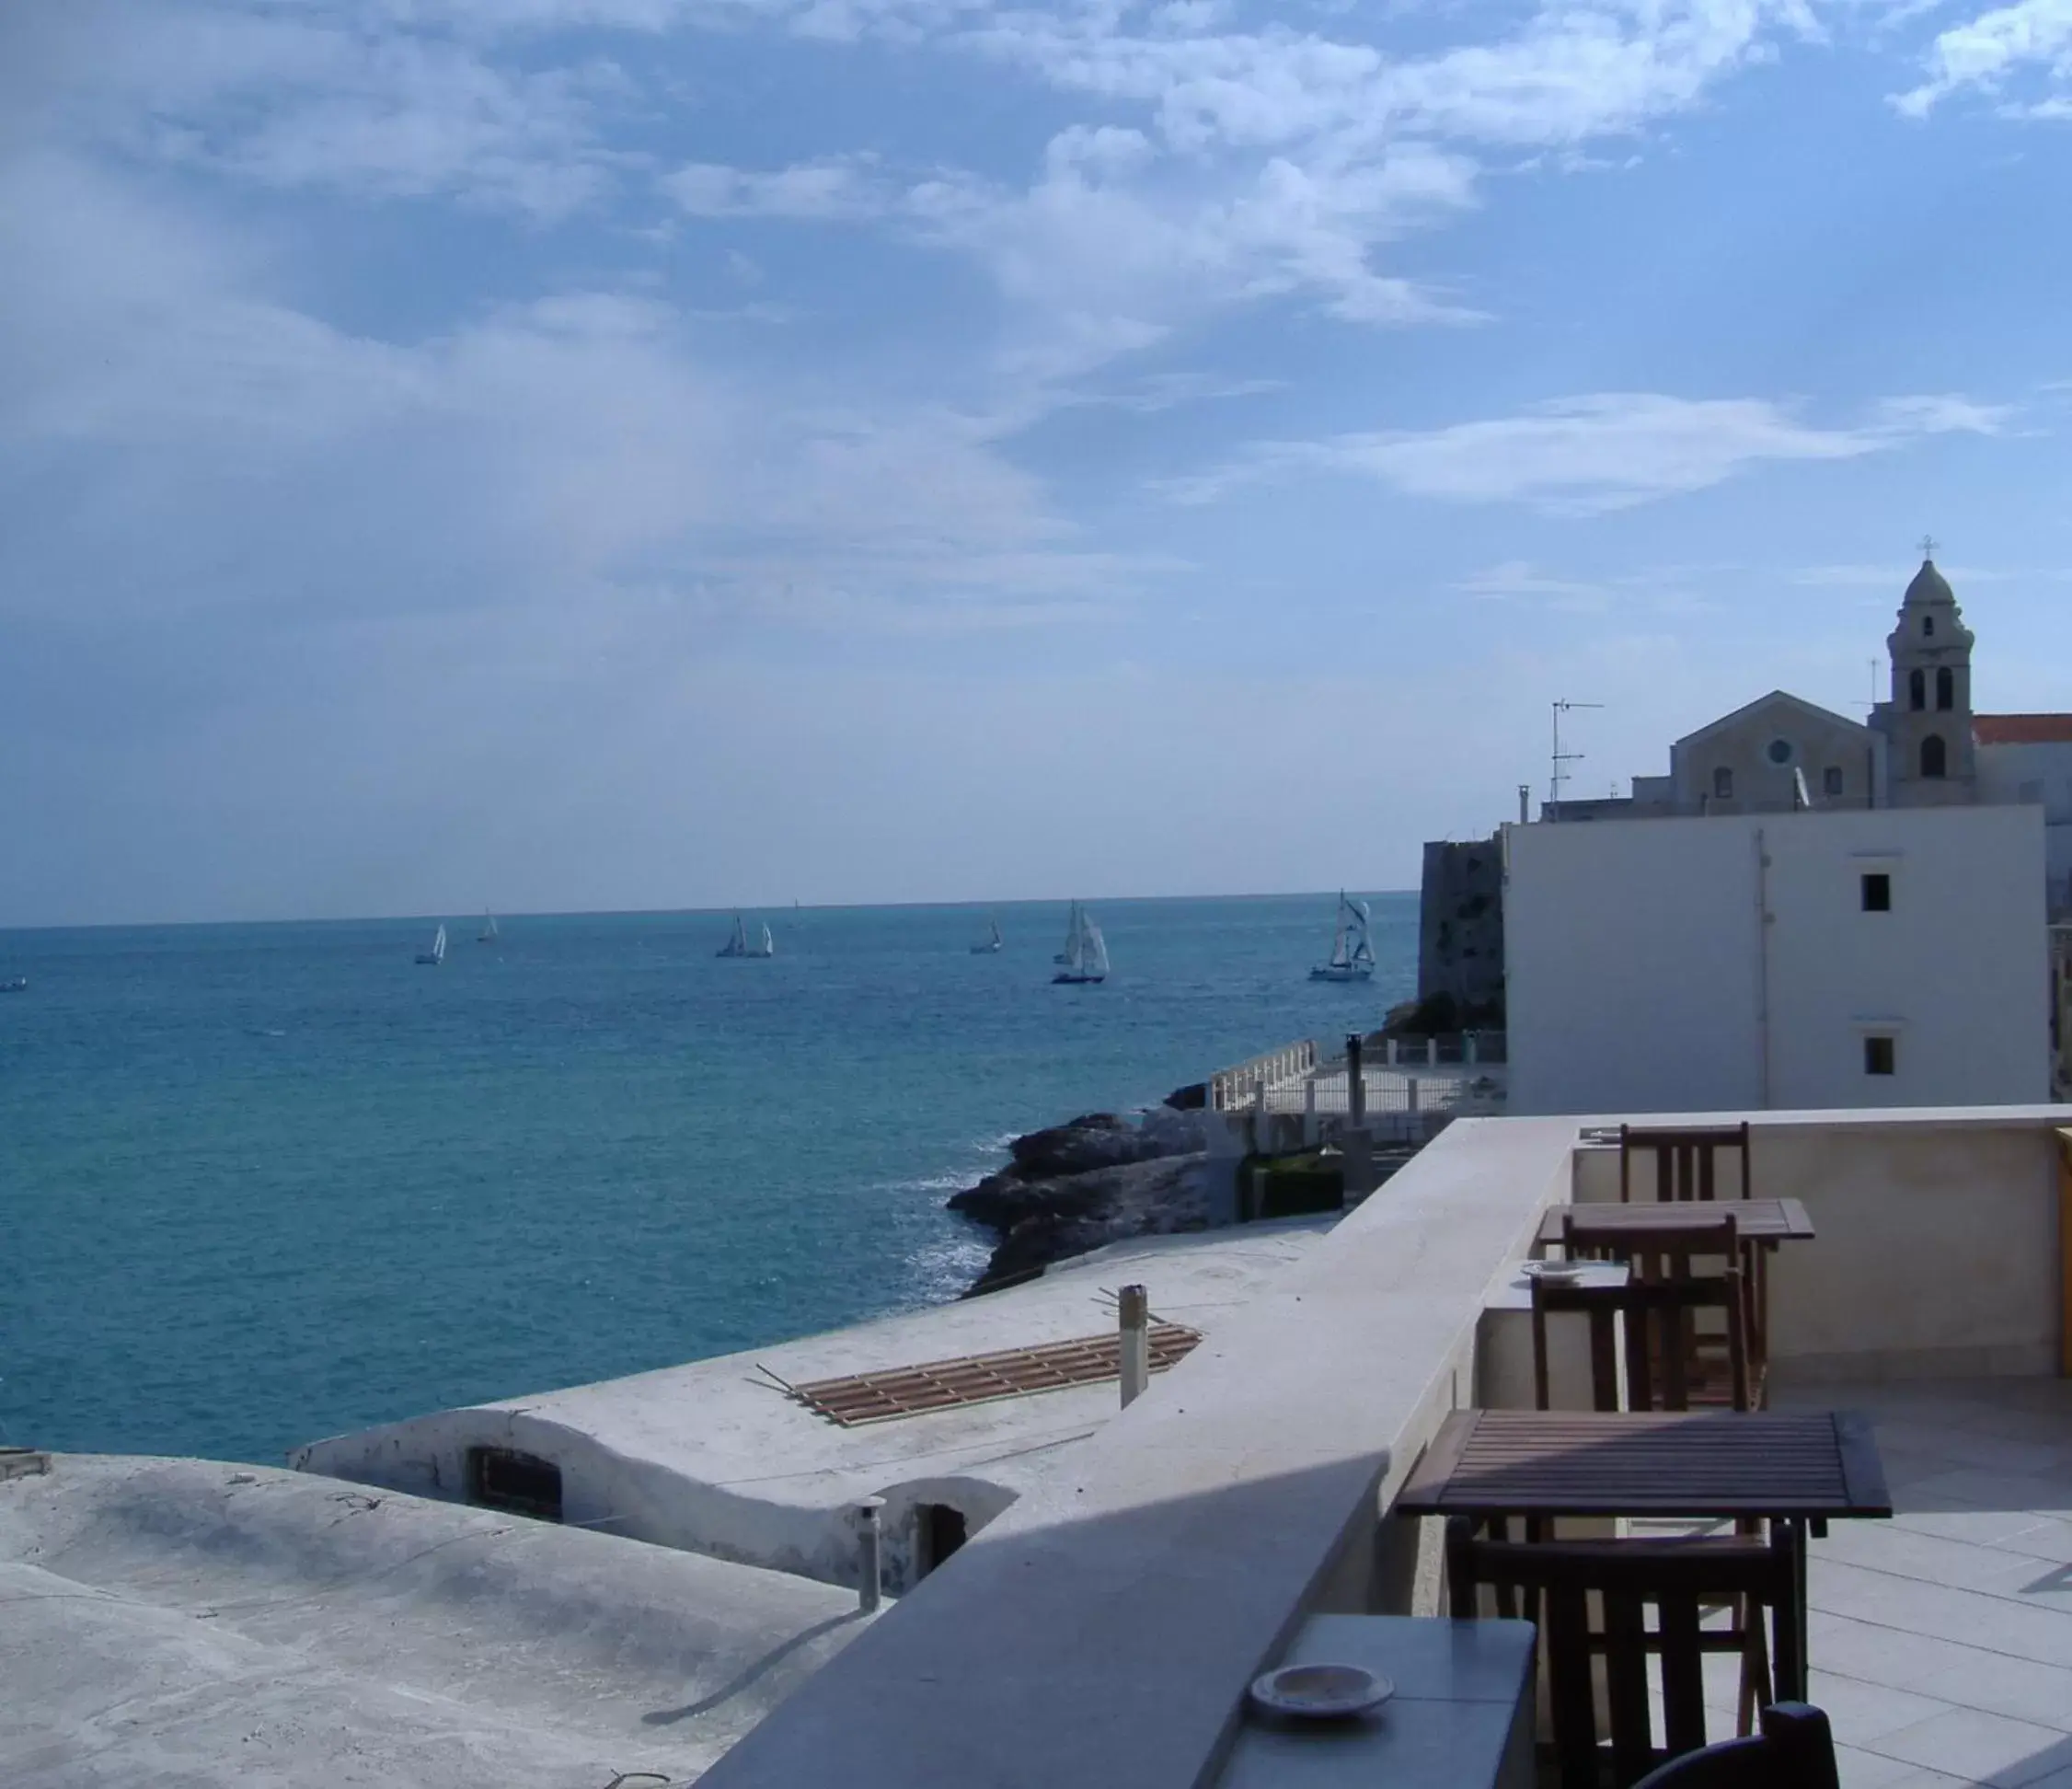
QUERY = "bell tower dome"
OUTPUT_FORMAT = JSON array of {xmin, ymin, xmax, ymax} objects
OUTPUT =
[{"xmin": 1882, "ymin": 540, "xmax": 1976, "ymax": 807}]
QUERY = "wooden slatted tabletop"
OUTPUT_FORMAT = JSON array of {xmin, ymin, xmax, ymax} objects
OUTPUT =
[
  {"xmin": 1397, "ymin": 1410, "xmax": 1888, "ymax": 1521},
  {"xmin": 1537, "ymin": 1197, "xmax": 1815, "ymax": 1248}
]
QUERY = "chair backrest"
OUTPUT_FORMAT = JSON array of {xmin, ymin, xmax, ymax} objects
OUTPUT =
[
  {"xmin": 1630, "ymin": 1702, "xmax": 1840, "ymax": 1789},
  {"xmin": 1620, "ymin": 1123, "xmax": 1753, "ymax": 1203},
  {"xmin": 1533, "ymin": 1237, "xmax": 1751, "ymax": 1414},
  {"xmin": 1445, "ymin": 1520, "xmax": 1801, "ymax": 1789}
]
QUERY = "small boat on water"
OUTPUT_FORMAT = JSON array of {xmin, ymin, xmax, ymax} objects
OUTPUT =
[
  {"xmin": 0, "ymin": 976, "xmax": 26, "ymax": 993},
  {"xmin": 1053, "ymin": 901, "xmax": 1109, "ymax": 985},
  {"xmin": 717, "ymin": 914, "xmax": 775, "ymax": 959},
  {"xmin": 415, "ymin": 923, "xmax": 447, "ymax": 967},
  {"xmin": 478, "ymin": 911, "xmax": 499, "ymax": 944},
  {"xmin": 1308, "ymin": 891, "xmax": 1376, "ymax": 983},
  {"xmin": 971, "ymin": 914, "xmax": 1004, "ymax": 954}
]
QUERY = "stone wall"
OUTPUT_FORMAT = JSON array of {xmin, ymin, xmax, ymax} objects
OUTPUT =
[{"xmin": 1417, "ymin": 837, "xmax": 1505, "ymax": 1013}]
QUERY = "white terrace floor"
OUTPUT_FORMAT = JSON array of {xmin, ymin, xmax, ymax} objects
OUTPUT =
[{"xmin": 1773, "ymin": 1379, "xmax": 2072, "ymax": 1789}]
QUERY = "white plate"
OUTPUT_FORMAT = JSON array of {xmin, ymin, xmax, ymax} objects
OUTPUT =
[
  {"xmin": 1249, "ymin": 1663, "xmax": 1394, "ymax": 1721},
  {"xmin": 1520, "ymin": 1259, "xmax": 1585, "ymax": 1284}
]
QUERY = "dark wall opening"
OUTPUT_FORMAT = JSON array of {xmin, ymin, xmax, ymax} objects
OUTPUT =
[
  {"xmin": 917, "ymin": 1503, "xmax": 969, "ymax": 1576},
  {"xmin": 466, "ymin": 1447, "xmax": 563, "ymax": 1521}
]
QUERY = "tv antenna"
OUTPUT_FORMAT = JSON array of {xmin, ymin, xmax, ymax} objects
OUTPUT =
[{"xmin": 1549, "ymin": 699, "xmax": 1605, "ymax": 814}]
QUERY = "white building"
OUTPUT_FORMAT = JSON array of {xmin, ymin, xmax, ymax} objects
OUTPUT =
[
  {"xmin": 1976, "ymin": 713, "xmax": 2072, "ymax": 911},
  {"xmin": 1505, "ymin": 802, "xmax": 2049, "ymax": 1115}
]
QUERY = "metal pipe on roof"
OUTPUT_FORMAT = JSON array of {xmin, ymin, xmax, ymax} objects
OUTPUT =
[{"xmin": 1118, "ymin": 1286, "xmax": 1149, "ymax": 1409}]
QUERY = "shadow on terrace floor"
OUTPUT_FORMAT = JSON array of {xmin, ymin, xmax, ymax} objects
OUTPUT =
[{"xmin": 1770, "ymin": 1379, "xmax": 2072, "ymax": 1789}]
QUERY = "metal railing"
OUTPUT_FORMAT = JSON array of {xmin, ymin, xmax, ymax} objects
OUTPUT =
[
  {"xmin": 1210, "ymin": 1040, "xmax": 1318, "ymax": 1113},
  {"xmin": 1210, "ymin": 1035, "xmax": 1508, "ymax": 1120}
]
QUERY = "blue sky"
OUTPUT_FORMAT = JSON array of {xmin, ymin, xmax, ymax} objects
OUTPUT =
[{"xmin": 3, "ymin": 0, "xmax": 2068, "ymax": 925}]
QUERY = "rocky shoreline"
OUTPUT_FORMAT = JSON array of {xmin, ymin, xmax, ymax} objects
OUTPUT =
[{"xmin": 946, "ymin": 1094, "xmax": 1211, "ymax": 1296}]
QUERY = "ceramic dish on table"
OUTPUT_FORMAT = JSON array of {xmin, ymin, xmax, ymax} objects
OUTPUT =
[
  {"xmin": 1248, "ymin": 1663, "xmax": 1395, "ymax": 1721},
  {"xmin": 1519, "ymin": 1259, "xmax": 1586, "ymax": 1285}
]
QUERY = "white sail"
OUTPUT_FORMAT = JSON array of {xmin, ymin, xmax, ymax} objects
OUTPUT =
[
  {"xmin": 990, "ymin": 917, "xmax": 1003, "ymax": 949},
  {"xmin": 1309, "ymin": 891, "xmax": 1372, "ymax": 982},
  {"xmin": 757, "ymin": 922, "xmax": 774, "ymax": 956},
  {"xmin": 1082, "ymin": 918, "xmax": 1109, "ymax": 979},
  {"xmin": 478, "ymin": 910, "xmax": 498, "ymax": 943}
]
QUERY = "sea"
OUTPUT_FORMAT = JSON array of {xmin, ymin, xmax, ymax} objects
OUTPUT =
[{"xmin": 0, "ymin": 894, "xmax": 1414, "ymax": 1467}]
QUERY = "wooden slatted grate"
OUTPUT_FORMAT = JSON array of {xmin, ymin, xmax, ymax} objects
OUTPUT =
[{"xmin": 786, "ymin": 1322, "xmax": 1203, "ymax": 1426}]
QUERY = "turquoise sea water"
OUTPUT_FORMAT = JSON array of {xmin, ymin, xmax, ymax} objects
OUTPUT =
[{"xmin": 0, "ymin": 894, "xmax": 1413, "ymax": 1466}]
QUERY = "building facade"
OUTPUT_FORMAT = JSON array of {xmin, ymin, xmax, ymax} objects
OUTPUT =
[{"xmin": 1505, "ymin": 803, "xmax": 2050, "ymax": 1115}]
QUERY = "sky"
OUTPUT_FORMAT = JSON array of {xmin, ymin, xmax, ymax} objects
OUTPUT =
[{"xmin": 2, "ymin": 0, "xmax": 2069, "ymax": 926}]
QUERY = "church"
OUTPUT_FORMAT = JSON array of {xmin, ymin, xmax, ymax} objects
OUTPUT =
[{"xmin": 1546, "ymin": 550, "xmax": 2072, "ymax": 912}]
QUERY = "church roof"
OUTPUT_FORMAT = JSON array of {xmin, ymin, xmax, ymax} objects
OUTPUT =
[
  {"xmin": 1675, "ymin": 687, "xmax": 1873, "ymax": 754},
  {"xmin": 1905, "ymin": 557, "xmax": 1954, "ymax": 605},
  {"xmin": 1975, "ymin": 713, "xmax": 2072, "ymax": 745}
]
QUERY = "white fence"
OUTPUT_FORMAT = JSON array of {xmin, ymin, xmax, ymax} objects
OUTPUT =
[{"xmin": 1211, "ymin": 1037, "xmax": 1507, "ymax": 1118}]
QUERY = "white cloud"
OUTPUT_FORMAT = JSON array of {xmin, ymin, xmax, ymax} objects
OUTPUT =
[
  {"xmin": 0, "ymin": 151, "xmax": 1136, "ymax": 634},
  {"xmin": 1891, "ymin": 0, "xmax": 2072, "ymax": 114},
  {"xmin": 1167, "ymin": 391, "xmax": 2009, "ymax": 512},
  {"xmin": 663, "ymin": 154, "xmax": 890, "ymax": 219}
]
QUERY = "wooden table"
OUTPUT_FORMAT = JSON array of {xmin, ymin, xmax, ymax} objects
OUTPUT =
[
  {"xmin": 1398, "ymin": 1409, "xmax": 1890, "ymax": 1699},
  {"xmin": 1539, "ymin": 1199, "xmax": 1814, "ymax": 1377},
  {"xmin": 1537, "ymin": 1198, "xmax": 1814, "ymax": 1249}
]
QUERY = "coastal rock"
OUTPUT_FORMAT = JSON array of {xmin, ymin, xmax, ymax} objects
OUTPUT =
[
  {"xmin": 962, "ymin": 1154, "xmax": 1209, "ymax": 1295},
  {"xmin": 1006, "ymin": 1112, "xmax": 1183, "ymax": 1180},
  {"xmin": 1163, "ymin": 1081, "xmax": 1207, "ymax": 1111},
  {"xmin": 949, "ymin": 1105, "xmax": 1218, "ymax": 1293}
]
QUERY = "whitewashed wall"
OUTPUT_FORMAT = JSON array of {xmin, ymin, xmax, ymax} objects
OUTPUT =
[
  {"xmin": 1978, "ymin": 738, "xmax": 2072, "ymax": 909},
  {"xmin": 1507, "ymin": 805, "xmax": 2049, "ymax": 1115}
]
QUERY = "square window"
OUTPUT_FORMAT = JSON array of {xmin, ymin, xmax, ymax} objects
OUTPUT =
[
  {"xmin": 1864, "ymin": 1035, "xmax": 1896, "ymax": 1076},
  {"xmin": 1861, "ymin": 872, "xmax": 1892, "ymax": 912}
]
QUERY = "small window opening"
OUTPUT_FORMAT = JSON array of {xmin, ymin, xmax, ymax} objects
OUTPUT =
[
  {"xmin": 1712, "ymin": 767, "xmax": 1733, "ymax": 800},
  {"xmin": 1924, "ymin": 615, "xmax": 1936, "ymax": 637},
  {"xmin": 1861, "ymin": 872, "xmax": 1892, "ymax": 912},
  {"xmin": 1936, "ymin": 666, "xmax": 1954, "ymax": 711},
  {"xmin": 915, "ymin": 1503, "xmax": 968, "ymax": 1577},
  {"xmin": 466, "ymin": 1447, "xmax": 563, "ymax": 1521},
  {"xmin": 1908, "ymin": 668, "xmax": 1926, "ymax": 711},
  {"xmin": 1921, "ymin": 734, "xmax": 1947, "ymax": 779},
  {"xmin": 1863, "ymin": 1035, "xmax": 1896, "ymax": 1077},
  {"xmin": 1766, "ymin": 737, "xmax": 1793, "ymax": 767},
  {"xmin": 1824, "ymin": 766, "xmax": 1845, "ymax": 797}
]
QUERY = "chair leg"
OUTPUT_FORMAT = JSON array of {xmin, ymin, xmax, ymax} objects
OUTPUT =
[{"xmin": 1736, "ymin": 1596, "xmax": 1771, "ymax": 1736}]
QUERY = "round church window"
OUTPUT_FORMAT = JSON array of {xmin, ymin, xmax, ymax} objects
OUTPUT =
[{"xmin": 1767, "ymin": 738, "xmax": 1795, "ymax": 766}]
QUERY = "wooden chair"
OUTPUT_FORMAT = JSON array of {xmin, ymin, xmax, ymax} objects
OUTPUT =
[
  {"xmin": 1533, "ymin": 1219, "xmax": 1758, "ymax": 1414},
  {"xmin": 1445, "ymin": 1518, "xmax": 1802, "ymax": 1789},
  {"xmin": 1530, "ymin": 1222, "xmax": 1771, "ymax": 1734},
  {"xmin": 1631, "ymin": 1702, "xmax": 1839, "ymax": 1788},
  {"xmin": 1620, "ymin": 1124, "xmax": 1752, "ymax": 1204}
]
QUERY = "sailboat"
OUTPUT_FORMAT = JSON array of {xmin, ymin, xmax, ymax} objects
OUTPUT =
[
  {"xmin": 1308, "ymin": 892, "xmax": 1376, "ymax": 983},
  {"xmin": 971, "ymin": 914, "xmax": 1004, "ymax": 954},
  {"xmin": 1052, "ymin": 901, "xmax": 1109, "ymax": 985},
  {"xmin": 478, "ymin": 911, "xmax": 499, "ymax": 944},
  {"xmin": 717, "ymin": 914, "xmax": 776, "ymax": 959},
  {"xmin": 415, "ymin": 923, "xmax": 448, "ymax": 967}
]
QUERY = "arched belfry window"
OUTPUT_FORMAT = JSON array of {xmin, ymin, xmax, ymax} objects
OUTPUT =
[
  {"xmin": 1936, "ymin": 666, "xmax": 1954, "ymax": 710},
  {"xmin": 1908, "ymin": 668, "xmax": 1926, "ymax": 711},
  {"xmin": 1922, "ymin": 734, "xmax": 1948, "ymax": 779}
]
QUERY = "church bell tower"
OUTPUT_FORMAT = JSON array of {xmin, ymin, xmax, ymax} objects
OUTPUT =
[{"xmin": 1882, "ymin": 540, "xmax": 1975, "ymax": 807}]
